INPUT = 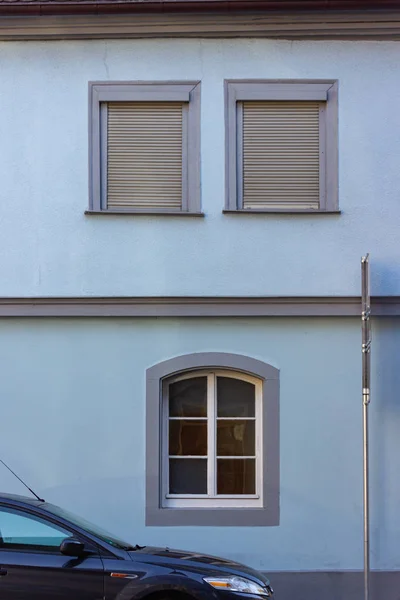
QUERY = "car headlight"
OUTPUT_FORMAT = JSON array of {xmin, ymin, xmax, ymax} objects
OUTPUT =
[{"xmin": 204, "ymin": 576, "xmax": 270, "ymax": 596}]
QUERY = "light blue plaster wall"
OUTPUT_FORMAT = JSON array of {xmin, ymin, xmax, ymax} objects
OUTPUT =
[
  {"xmin": 0, "ymin": 317, "xmax": 397, "ymax": 572},
  {"xmin": 0, "ymin": 40, "xmax": 399, "ymax": 296}
]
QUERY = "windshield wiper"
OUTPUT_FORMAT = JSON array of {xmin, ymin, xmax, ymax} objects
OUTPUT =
[{"xmin": 123, "ymin": 544, "xmax": 146, "ymax": 551}]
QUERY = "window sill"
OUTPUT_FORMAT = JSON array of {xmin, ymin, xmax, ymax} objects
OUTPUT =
[
  {"xmin": 85, "ymin": 210, "xmax": 205, "ymax": 217},
  {"xmin": 223, "ymin": 209, "xmax": 341, "ymax": 215},
  {"xmin": 146, "ymin": 506, "xmax": 279, "ymax": 527},
  {"xmin": 166, "ymin": 495, "xmax": 260, "ymax": 499}
]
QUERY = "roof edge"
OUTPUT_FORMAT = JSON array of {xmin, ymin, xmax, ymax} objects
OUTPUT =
[
  {"xmin": 1, "ymin": 9, "xmax": 400, "ymax": 40},
  {"xmin": 0, "ymin": 0, "xmax": 399, "ymax": 17}
]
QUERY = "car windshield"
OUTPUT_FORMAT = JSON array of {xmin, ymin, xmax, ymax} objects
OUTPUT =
[{"xmin": 42, "ymin": 502, "xmax": 134, "ymax": 550}]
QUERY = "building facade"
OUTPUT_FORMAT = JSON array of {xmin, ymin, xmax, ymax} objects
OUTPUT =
[{"xmin": 0, "ymin": 1, "xmax": 400, "ymax": 598}]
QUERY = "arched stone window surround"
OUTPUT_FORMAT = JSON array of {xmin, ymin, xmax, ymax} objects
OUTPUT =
[{"xmin": 146, "ymin": 352, "xmax": 279, "ymax": 527}]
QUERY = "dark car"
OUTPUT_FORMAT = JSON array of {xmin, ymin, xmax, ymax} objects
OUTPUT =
[{"xmin": 0, "ymin": 493, "xmax": 273, "ymax": 600}]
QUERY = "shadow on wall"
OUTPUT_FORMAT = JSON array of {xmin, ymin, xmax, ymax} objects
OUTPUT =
[
  {"xmin": 42, "ymin": 476, "xmax": 144, "ymax": 543},
  {"xmin": 269, "ymin": 571, "xmax": 400, "ymax": 600},
  {"xmin": 0, "ymin": 451, "xmax": 46, "ymax": 498},
  {"xmin": 371, "ymin": 318, "xmax": 400, "ymax": 570},
  {"xmin": 370, "ymin": 262, "xmax": 400, "ymax": 296}
]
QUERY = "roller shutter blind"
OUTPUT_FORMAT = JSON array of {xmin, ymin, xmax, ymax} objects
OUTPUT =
[
  {"xmin": 242, "ymin": 101, "xmax": 321, "ymax": 210},
  {"xmin": 106, "ymin": 102, "xmax": 184, "ymax": 210}
]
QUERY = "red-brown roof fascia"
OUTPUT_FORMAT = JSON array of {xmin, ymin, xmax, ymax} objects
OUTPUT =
[{"xmin": 0, "ymin": 0, "xmax": 399, "ymax": 16}]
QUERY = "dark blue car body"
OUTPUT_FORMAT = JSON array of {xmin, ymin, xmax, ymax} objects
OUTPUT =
[{"xmin": 0, "ymin": 493, "xmax": 273, "ymax": 600}]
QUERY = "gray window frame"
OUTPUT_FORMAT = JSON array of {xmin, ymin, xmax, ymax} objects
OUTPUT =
[
  {"xmin": 146, "ymin": 352, "xmax": 280, "ymax": 526},
  {"xmin": 88, "ymin": 81, "xmax": 201, "ymax": 216},
  {"xmin": 224, "ymin": 79, "xmax": 339, "ymax": 214}
]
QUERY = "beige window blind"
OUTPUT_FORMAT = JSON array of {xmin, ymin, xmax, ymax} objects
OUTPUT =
[
  {"xmin": 242, "ymin": 101, "xmax": 321, "ymax": 210},
  {"xmin": 107, "ymin": 102, "xmax": 183, "ymax": 210}
]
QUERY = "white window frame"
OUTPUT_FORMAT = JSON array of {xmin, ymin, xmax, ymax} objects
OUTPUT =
[{"xmin": 161, "ymin": 369, "xmax": 263, "ymax": 509}]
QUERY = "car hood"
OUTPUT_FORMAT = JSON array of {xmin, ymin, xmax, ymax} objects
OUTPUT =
[{"xmin": 129, "ymin": 547, "xmax": 270, "ymax": 586}]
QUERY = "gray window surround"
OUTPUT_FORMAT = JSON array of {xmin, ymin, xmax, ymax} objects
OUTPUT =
[
  {"xmin": 88, "ymin": 81, "xmax": 201, "ymax": 215},
  {"xmin": 146, "ymin": 352, "xmax": 280, "ymax": 526},
  {"xmin": 225, "ymin": 79, "xmax": 339, "ymax": 214}
]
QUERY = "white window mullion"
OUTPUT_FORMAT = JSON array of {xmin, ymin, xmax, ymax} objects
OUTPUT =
[{"xmin": 207, "ymin": 373, "xmax": 216, "ymax": 497}]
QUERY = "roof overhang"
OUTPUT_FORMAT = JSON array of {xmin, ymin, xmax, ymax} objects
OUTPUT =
[
  {"xmin": 0, "ymin": 1, "xmax": 399, "ymax": 16},
  {"xmin": 0, "ymin": 0, "xmax": 399, "ymax": 40}
]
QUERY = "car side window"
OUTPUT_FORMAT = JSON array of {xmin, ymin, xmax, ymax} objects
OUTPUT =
[{"xmin": 0, "ymin": 507, "xmax": 72, "ymax": 552}]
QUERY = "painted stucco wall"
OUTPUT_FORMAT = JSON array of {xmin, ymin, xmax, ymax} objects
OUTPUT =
[
  {"xmin": 0, "ymin": 317, "xmax": 398, "ymax": 572},
  {"xmin": 0, "ymin": 39, "xmax": 399, "ymax": 297}
]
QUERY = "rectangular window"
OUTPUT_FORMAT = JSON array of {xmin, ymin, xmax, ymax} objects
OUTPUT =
[
  {"xmin": 162, "ymin": 371, "xmax": 263, "ymax": 509},
  {"xmin": 89, "ymin": 82, "xmax": 201, "ymax": 215},
  {"xmin": 225, "ymin": 80, "xmax": 338, "ymax": 213}
]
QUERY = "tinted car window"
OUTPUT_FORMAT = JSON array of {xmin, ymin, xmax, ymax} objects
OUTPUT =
[
  {"xmin": 0, "ymin": 508, "xmax": 71, "ymax": 551},
  {"xmin": 40, "ymin": 503, "xmax": 133, "ymax": 550}
]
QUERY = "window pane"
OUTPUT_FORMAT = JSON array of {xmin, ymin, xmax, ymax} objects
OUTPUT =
[
  {"xmin": 217, "ymin": 377, "xmax": 255, "ymax": 417},
  {"xmin": 217, "ymin": 459, "xmax": 256, "ymax": 495},
  {"xmin": 169, "ymin": 377, "xmax": 207, "ymax": 417},
  {"xmin": 217, "ymin": 420, "xmax": 255, "ymax": 457},
  {"xmin": 169, "ymin": 459, "xmax": 207, "ymax": 494},
  {"xmin": 169, "ymin": 420, "xmax": 207, "ymax": 456},
  {"xmin": 0, "ymin": 508, "xmax": 71, "ymax": 549}
]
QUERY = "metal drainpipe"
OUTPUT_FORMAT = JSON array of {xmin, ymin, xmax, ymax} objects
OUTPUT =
[{"xmin": 361, "ymin": 254, "xmax": 371, "ymax": 600}]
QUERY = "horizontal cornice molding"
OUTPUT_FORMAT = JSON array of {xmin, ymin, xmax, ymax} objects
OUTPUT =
[
  {"xmin": 0, "ymin": 296, "xmax": 399, "ymax": 317},
  {"xmin": 1, "ymin": 10, "xmax": 400, "ymax": 40},
  {"xmin": 0, "ymin": 1, "xmax": 398, "ymax": 17}
]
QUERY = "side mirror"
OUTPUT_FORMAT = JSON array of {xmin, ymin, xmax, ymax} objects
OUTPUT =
[{"xmin": 60, "ymin": 537, "xmax": 85, "ymax": 557}]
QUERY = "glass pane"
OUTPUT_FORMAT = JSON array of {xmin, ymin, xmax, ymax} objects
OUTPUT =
[
  {"xmin": 217, "ymin": 377, "xmax": 255, "ymax": 417},
  {"xmin": 0, "ymin": 508, "xmax": 71, "ymax": 549},
  {"xmin": 217, "ymin": 459, "xmax": 256, "ymax": 495},
  {"xmin": 169, "ymin": 459, "xmax": 207, "ymax": 494},
  {"xmin": 217, "ymin": 420, "xmax": 255, "ymax": 456},
  {"xmin": 169, "ymin": 420, "xmax": 207, "ymax": 456},
  {"xmin": 39, "ymin": 503, "xmax": 131, "ymax": 550},
  {"xmin": 169, "ymin": 377, "xmax": 207, "ymax": 417}
]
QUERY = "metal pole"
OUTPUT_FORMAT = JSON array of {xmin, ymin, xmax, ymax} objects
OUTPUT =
[
  {"xmin": 363, "ymin": 399, "xmax": 370, "ymax": 600},
  {"xmin": 361, "ymin": 255, "xmax": 371, "ymax": 600}
]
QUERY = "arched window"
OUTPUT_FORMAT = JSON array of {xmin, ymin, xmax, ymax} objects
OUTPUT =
[
  {"xmin": 163, "ymin": 370, "xmax": 263, "ymax": 508},
  {"xmin": 146, "ymin": 353, "xmax": 279, "ymax": 527}
]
